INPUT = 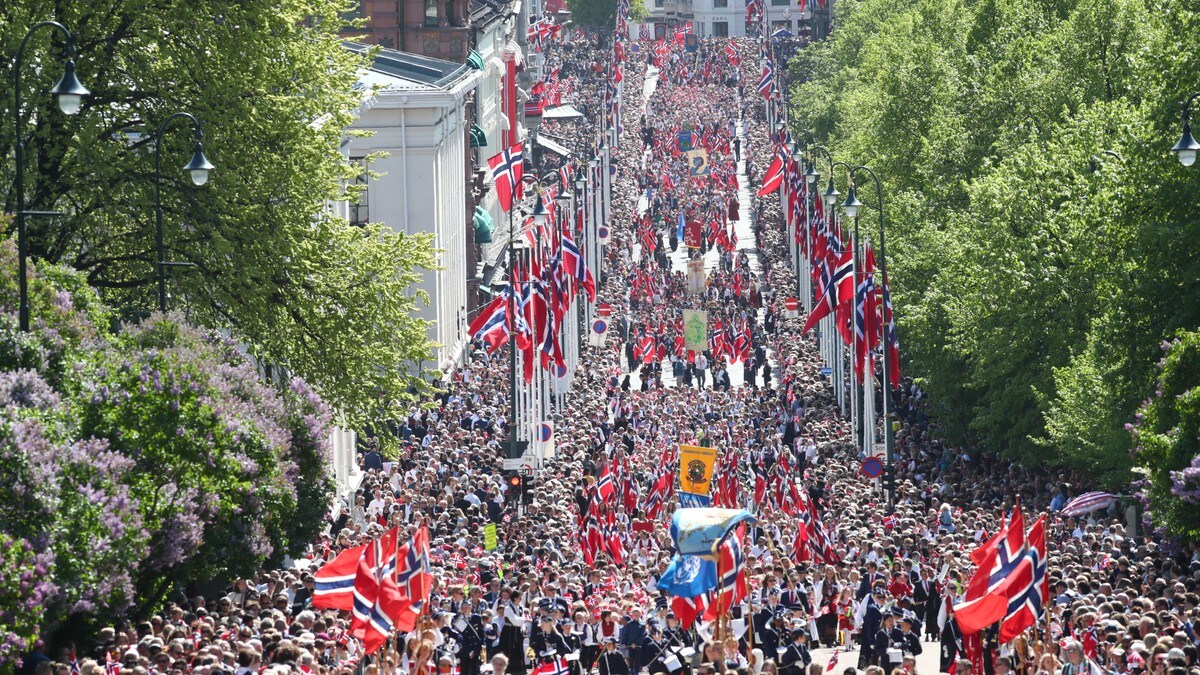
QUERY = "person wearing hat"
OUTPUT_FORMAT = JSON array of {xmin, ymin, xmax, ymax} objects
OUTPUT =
[
  {"xmin": 457, "ymin": 601, "xmax": 486, "ymax": 675},
  {"xmin": 779, "ymin": 629, "xmax": 811, "ymax": 675},
  {"xmin": 599, "ymin": 638, "xmax": 630, "ymax": 675},
  {"xmin": 856, "ymin": 585, "xmax": 886, "ymax": 669},
  {"xmin": 532, "ymin": 616, "xmax": 571, "ymax": 665},
  {"xmin": 753, "ymin": 593, "xmax": 781, "ymax": 662},
  {"xmin": 897, "ymin": 612, "xmax": 923, "ymax": 660},
  {"xmin": 642, "ymin": 624, "xmax": 672, "ymax": 675},
  {"xmin": 620, "ymin": 608, "xmax": 646, "ymax": 670},
  {"xmin": 875, "ymin": 609, "xmax": 904, "ymax": 671}
]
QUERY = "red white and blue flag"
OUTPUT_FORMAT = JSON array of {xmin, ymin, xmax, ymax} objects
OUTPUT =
[
  {"xmin": 997, "ymin": 515, "xmax": 1049, "ymax": 643},
  {"xmin": 312, "ymin": 543, "xmax": 367, "ymax": 611},
  {"xmin": 488, "ymin": 143, "xmax": 525, "ymax": 211}
]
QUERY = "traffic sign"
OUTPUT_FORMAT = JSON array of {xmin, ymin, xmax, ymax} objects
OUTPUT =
[
  {"xmin": 861, "ymin": 456, "xmax": 883, "ymax": 479},
  {"xmin": 784, "ymin": 297, "xmax": 799, "ymax": 312},
  {"xmin": 820, "ymin": 367, "xmax": 831, "ymax": 376},
  {"xmin": 597, "ymin": 302, "xmax": 613, "ymax": 317}
]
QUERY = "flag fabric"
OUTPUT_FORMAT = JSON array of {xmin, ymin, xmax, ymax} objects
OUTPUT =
[
  {"xmin": 954, "ymin": 509, "xmax": 1027, "ymax": 635},
  {"xmin": 351, "ymin": 528, "xmax": 406, "ymax": 655},
  {"xmin": 312, "ymin": 544, "xmax": 368, "ymax": 611},
  {"xmin": 802, "ymin": 251, "xmax": 853, "ymax": 334},
  {"xmin": 825, "ymin": 651, "xmax": 839, "ymax": 672},
  {"xmin": 701, "ymin": 526, "xmax": 748, "ymax": 621},
  {"xmin": 669, "ymin": 508, "xmax": 756, "ymax": 559},
  {"xmin": 881, "ymin": 269, "xmax": 901, "ymax": 385},
  {"xmin": 532, "ymin": 658, "xmax": 572, "ymax": 675},
  {"xmin": 680, "ymin": 491, "xmax": 712, "ymax": 508},
  {"xmin": 756, "ymin": 152, "xmax": 785, "ymax": 196},
  {"xmin": 656, "ymin": 555, "xmax": 718, "ymax": 599},
  {"xmin": 671, "ymin": 594, "xmax": 710, "ymax": 629},
  {"xmin": 488, "ymin": 143, "xmax": 525, "ymax": 211},
  {"xmin": 1060, "ymin": 492, "xmax": 1117, "ymax": 517},
  {"xmin": 468, "ymin": 291, "xmax": 511, "ymax": 353},
  {"xmin": 997, "ymin": 515, "xmax": 1049, "ymax": 643},
  {"xmin": 757, "ymin": 60, "xmax": 774, "ymax": 97},
  {"xmin": 595, "ymin": 465, "xmax": 616, "ymax": 502}
]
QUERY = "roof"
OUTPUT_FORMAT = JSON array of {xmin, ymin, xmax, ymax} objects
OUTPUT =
[
  {"xmin": 344, "ymin": 42, "xmax": 476, "ymax": 91},
  {"xmin": 470, "ymin": 0, "xmax": 513, "ymax": 28}
]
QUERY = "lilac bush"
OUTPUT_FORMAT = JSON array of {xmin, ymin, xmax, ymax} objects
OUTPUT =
[
  {"xmin": 0, "ymin": 533, "xmax": 55, "ymax": 671},
  {"xmin": 1132, "ymin": 331, "xmax": 1200, "ymax": 538},
  {"xmin": 0, "ymin": 235, "xmax": 335, "ymax": 637}
]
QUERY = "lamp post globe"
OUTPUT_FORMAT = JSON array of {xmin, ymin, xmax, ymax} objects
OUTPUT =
[
  {"xmin": 1172, "ymin": 122, "xmax": 1200, "ymax": 167},
  {"xmin": 183, "ymin": 142, "xmax": 216, "ymax": 186},
  {"xmin": 842, "ymin": 186, "xmax": 863, "ymax": 219},
  {"xmin": 49, "ymin": 59, "xmax": 89, "ymax": 115}
]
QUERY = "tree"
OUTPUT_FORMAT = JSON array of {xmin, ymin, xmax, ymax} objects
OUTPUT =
[
  {"xmin": 0, "ymin": 0, "xmax": 437, "ymax": 431},
  {"xmin": 0, "ymin": 234, "xmax": 335, "ymax": 638},
  {"xmin": 787, "ymin": 0, "xmax": 1200, "ymax": 482},
  {"xmin": 1132, "ymin": 331, "xmax": 1200, "ymax": 539}
]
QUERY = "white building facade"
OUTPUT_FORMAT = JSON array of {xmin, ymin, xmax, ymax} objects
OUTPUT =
[{"xmin": 337, "ymin": 46, "xmax": 484, "ymax": 371}]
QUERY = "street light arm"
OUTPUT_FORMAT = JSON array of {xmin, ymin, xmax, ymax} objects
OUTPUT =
[
  {"xmin": 1182, "ymin": 92, "xmax": 1200, "ymax": 122},
  {"xmin": 12, "ymin": 20, "xmax": 81, "ymax": 333},
  {"xmin": 153, "ymin": 111, "xmax": 206, "ymax": 313}
]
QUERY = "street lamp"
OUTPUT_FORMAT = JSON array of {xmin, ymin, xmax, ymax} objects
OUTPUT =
[
  {"xmin": 154, "ymin": 112, "xmax": 215, "ymax": 313},
  {"xmin": 841, "ymin": 185, "xmax": 862, "ymax": 219},
  {"xmin": 1171, "ymin": 93, "xmax": 1200, "ymax": 167},
  {"xmin": 11, "ymin": 21, "xmax": 90, "ymax": 332},
  {"xmin": 849, "ymin": 163, "xmax": 894, "ymax": 513}
]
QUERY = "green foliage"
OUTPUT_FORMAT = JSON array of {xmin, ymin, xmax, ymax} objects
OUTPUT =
[
  {"xmin": 0, "ymin": 235, "xmax": 335, "ymax": 633},
  {"xmin": 0, "ymin": 532, "xmax": 51, "ymax": 670},
  {"xmin": 788, "ymin": 0, "xmax": 1200, "ymax": 484},
  {"xmin": 0, "ymin": 0, "xmax": 437, "ymax": 431},
  {"xmin": 1133, "ymin": 331, "xmax": 1200, "ymax": 539}
]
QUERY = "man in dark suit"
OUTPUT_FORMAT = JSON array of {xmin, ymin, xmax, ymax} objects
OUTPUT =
[
  {"xmin": 912, "ymin": 567, "xmax": 941, "ymax": 641},
  {"xmin": 875, "ymin": 610, "xmax": 904, "ymax": 672}
]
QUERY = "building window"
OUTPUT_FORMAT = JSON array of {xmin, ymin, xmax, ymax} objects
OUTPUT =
[
  {"xmin": 349, "ymin": 157, "xmax": 369, "ymax": 227},
  {"xmin": 424, "ymin": 0, "xmax": 440, "ymax": 26},
  {"xmin": 341, "ymin": 0, "xmax": 363, "ymax": 23},
  {"xmin": 712, "ymin": 21, "xmax": 728, "ymax": 36}
]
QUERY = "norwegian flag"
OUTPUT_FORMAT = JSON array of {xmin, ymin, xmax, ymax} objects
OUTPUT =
[
  {"xmin": 881, "ymin": 513, "xmax": 899, "ymax": 531},
  {"xmin": 392, "ymin": 526, "xmax": 434, "ymax": 632},
  {"xmin": 757, "ymin": 59, "xmax": 774, "ymax": 98},
  {"xmin": 468, "ymin": 290, "xmax": 512, "ymax": 353},
  {"xmin": 997, "ymin": 515, "xmax": 1049, "ymax": 643},
  {"xmin": 532, "ymin": 658, "xmax": 572, "ymax": 675},
  {"xmin": 351, "ymin": 528, "xmax": 406, "ymax": 655},
  {"xmin": 880, "ymin": 269, "xmax": 902, "ymax": 385},
  {"xmin": 672, "ymin": 594, "xmax": 710, "ymax": 630},
  {"xmin": 487, "ymin": 143, "xmax": 525, "ymax": 211},
  {"xmin": 702, "ymin": 526, "xmax": 748, "ymax": 621},
  {"xmin": 756, "ymin": 150, "xmax": 786, "ymax": 196},
  {"xmin": 854, "ymin": 245, "xmax": 880, "ymax": 382},
  {"xmin": 825, "ymin": 651, "xmax": 839, "ymax": 672},
  {"xmin": 955, "ymin": 509, "xmax": 1028, "ymax": 635},
  {"xmin": 802, "ymin": 250, "xmax": 853, "ymax": 334},
  {"xmin": 313, "ymin": 543, "xmax": 368, "ymax": 610},
  {"xmin": 595, "ymin": 465, "xmax": 616, "ymax": 502}
]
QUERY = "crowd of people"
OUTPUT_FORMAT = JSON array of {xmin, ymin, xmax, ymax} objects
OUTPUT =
[{"xmin": 31, "ymin": 25, "xmax": 1200, "ymax": 675}]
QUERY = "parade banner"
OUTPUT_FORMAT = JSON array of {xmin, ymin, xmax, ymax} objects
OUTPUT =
[
  {"xmin": 679, "ymin": 491, "xmax": 712, "ymax": 508},
  {"xmin": 678, "ymin": 444, "xmax": 717, "ymax": 496},
  {"xmin": 686, "ymin": 259, "xmax": 706, "ymax": 294},
  {"xmin": 685, "ymin": 219, "xmax": 703, "ymax": 248},
  {"xmin": 687, "ymin": 148, "xmax": 710, "ymax": 176},
  {"xmin": 683, "ymin": 309, "xmax": 708, "ymax": 351}
]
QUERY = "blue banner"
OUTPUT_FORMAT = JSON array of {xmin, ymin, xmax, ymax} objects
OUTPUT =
[
  {"xmin": 679, "ymin": 491, "xmax": 711, "ymax": 508},
  {"xmin": 656, "ymin": 554, "xmax": 717, "ymax": 598}
]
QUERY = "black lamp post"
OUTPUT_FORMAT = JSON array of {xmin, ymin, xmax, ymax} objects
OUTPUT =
[
  {"xmin": 1171, "ymin": 93, "xmax": 1200, "ymax": 167},
  {"xmin": 11, "ymin": 21, "xmax": 90, "ymax": 332},
  {"xmin": 153, "ymin": 112, "xmax": 214, "ymax": 313},
  {"xmin": 848, "ymin": 164, "xmax": 895, "ymax": 513}
]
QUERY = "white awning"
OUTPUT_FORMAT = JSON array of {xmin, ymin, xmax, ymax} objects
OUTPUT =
[
  {"xmin": 542, "ymin": 104, "xmax": 586, "ymax": 120},
  {"xmin": 536, "ymin": 135, "xmax": 573, "ymax": 157}
]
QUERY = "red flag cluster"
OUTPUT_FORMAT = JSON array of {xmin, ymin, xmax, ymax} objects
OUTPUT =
[
  {"xmin": 310, "ymin": 526, "xmax": 434, "ymax": 654},
  {"xmin": 953, "ymin": 509, "xmax": 1049, "ymax": 643}
]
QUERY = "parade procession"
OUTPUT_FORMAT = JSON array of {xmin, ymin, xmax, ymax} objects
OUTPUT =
[{"xmin": 4, "ymin": 2, "xmax": 1200, "ymax": 675}]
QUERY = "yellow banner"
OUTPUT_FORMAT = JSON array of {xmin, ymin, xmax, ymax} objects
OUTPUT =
[{"xmin": 678, "ymin": 444, "xmax": 718, "ymax": 496}]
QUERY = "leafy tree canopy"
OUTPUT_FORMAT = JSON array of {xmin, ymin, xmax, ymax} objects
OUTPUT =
[
  {"xmin": 788, "ymin": 0, "xmax": 1200, "ymax": 487},
  {"xmin": 0, "ymin": 0, "xmax": 438, "ymax": 432}
]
